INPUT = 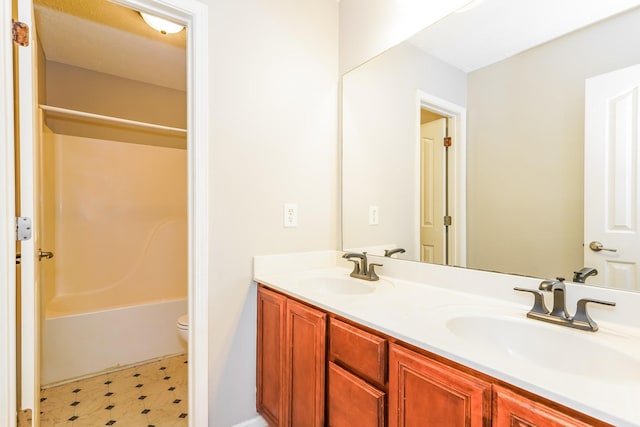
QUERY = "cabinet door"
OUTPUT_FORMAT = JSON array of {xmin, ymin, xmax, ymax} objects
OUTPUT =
[
  {"xmin": 285, "ymin": 299, "xmax": 326, "ymax": 427},
  {"xmin": 257, "ymin": 287, "xmax": 287, "ymax": 427},
  {"xmin": 493, "ymin": 385, "xmax": 595, "ymax": 427},
  {"xmin": 389, "ymin": 343, "xmax": 491, "ymax": 427},
  {"xmin": 328, "ymin": 361, "xmax": 385, "ymax": 427}
]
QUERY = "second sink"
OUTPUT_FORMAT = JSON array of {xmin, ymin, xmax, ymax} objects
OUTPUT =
[{"xmin": 439, "ymin": 307, "xmax": 640, "ymax": 384}]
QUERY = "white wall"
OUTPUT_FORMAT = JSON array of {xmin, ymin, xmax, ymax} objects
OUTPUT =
[
  {"xmin": 339, "ymin": 0, "xmax": 469, "ymax": 73},
  {"xmin": 342, "ymin": 42, "xmax": 466, "ymax": 260},
  {"xmin": 205, "ymin": 0, "xmax": 339, "ymax": 424}
]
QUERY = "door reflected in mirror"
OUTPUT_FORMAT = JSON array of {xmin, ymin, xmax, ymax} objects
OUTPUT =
[{"xmin": 342, "ymin": 1, "xmax": 640, "ymax": 291}]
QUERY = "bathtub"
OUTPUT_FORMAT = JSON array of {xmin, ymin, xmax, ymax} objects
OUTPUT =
[{"xmin": 41, "ymin": 297, "xmax": 187, "ymax": 386}]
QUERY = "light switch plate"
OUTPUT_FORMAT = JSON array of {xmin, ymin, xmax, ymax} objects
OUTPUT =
[
  {"xmin": 369, "ymin": 205, "xmax": 379, "ymax": 225},
  {"xmin": 284, "ymin": 203, "xmax": 298, "ymax": 227}
]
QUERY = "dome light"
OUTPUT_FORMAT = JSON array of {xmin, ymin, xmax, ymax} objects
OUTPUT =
[{"xmin": 140, "ymin": 12, "xmax": 184, "ymax": 35}]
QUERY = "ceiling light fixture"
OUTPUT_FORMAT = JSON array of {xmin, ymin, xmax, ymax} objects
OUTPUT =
[{"xmin": 140, "ymin": 12, "xmax": 184, "ymax": 35}]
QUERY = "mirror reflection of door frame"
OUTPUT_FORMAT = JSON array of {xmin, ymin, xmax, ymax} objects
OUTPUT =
[
  {"xmin": 415, "ymin": 91, "xmax": 467, "ymax": 267},
  {"xmin": 419, "ymin": 118, "xmax": 447, "ymax": 264}
]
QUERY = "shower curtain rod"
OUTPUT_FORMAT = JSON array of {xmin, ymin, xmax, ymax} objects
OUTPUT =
[{"xmin": 39, "ymin": 105, "xmax": 187, "ymax": 134}]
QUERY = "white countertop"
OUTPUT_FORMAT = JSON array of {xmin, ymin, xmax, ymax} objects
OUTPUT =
[{"xmin": 253, "ymin": 251, "xmax": 640, "ymax": 426}]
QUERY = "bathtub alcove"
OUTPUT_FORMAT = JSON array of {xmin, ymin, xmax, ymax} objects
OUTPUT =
[
  {"xmin": 38, "ymin": 114, "xmax": 188, "ymax": 386},
  {"xmin": 34, "ymin": 0, "xmax": 189, "ymax": 386}
]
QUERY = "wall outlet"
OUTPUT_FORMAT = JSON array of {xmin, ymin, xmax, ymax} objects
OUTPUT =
[
  {"xmin": 369, "ymin": 205, "xmax": 379, "ymax": 225},
  {"xmin": 284, "ymin": 203, "xmax": 298, "ymax": 227}
]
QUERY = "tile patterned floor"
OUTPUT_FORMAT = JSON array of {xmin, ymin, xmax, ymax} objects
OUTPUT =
[{"xmin": 40, "ymin": 354, "xmax": 188, "ymax": 427}]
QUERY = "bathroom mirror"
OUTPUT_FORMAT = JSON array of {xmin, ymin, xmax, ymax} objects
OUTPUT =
[{"xmin": 342, "ymin": 0, "xmax": 640, "ymax": 290}]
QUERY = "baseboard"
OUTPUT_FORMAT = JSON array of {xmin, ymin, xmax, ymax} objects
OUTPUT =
[{"xmin": 232, "ymin": 415, "xmax": 268, "ymax": 427}]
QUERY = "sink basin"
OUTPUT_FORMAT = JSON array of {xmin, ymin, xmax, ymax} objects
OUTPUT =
[
  {"xmin": 302, "ymin": 276, "xmax": 377, "ymax": 295},
  {"xmin": 443, "ymin": 310, "xmax": 640, "ymax": 383}
]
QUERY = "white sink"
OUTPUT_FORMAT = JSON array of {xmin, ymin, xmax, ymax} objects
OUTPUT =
[
  {"xmin": 302, "ymin": 276, "xmax": 377, "ymax": 295},
  {"xmin": 440, "ymin": 308, "xmax": 640, "ymax": 383}
]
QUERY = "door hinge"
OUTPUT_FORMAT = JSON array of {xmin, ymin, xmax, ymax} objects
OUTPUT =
[
  {"xmin": 12, "ymin": 20, "xmax": 30, "ymax": 47},
  {"xmin": 444, "ymin": 215, "xmax": 452, "ymax": 226},
  {"xmin": 443, "ymin": 136, "xmax": 452, "ymax": 147},
  {"xmin": 16, "ymin": 217, "xmax": 32, "ymax": 241}
]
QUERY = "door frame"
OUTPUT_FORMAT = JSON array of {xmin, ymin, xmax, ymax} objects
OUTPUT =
[
  {"xmin": 414, "ymin": 91, "xmax": 467, "ymax": 267},
  {"xmin": 3, "ymin": 0, "xmax": 210, "ymax": 425},
  {"xmin": 1, "ymin": 0, "xmax": 18, "ymax": 424}
]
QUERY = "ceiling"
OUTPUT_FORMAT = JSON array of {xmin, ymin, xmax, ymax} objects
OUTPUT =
[
  {"xmin": 409, "ymin": 0, "xmax": 640, "ymax": 72},
  {"xmin": 34, "ymin": 0, "xmax": 186, "ymax": 91},
  {"xmin": 36, "ymin": 0, "xmax": 640, "ymax": 90}
]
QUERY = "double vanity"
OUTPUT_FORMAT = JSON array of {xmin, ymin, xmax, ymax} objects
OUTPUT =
[
  {"xmin": 253, "ymin": 2, "xmax": 640, "ymax": 425},
  {"xmin": 254, "ymin": 251, "xmax": 640, "ymax": 426}
]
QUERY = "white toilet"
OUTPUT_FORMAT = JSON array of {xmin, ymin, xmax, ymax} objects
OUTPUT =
[{"xmin": 176, "ymin": 314, "xmax": 189, "ymax": 345}]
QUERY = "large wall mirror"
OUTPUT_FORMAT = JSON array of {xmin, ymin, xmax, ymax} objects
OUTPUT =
[{"xmin": 342, "ymin": 0, "xmax": 640, "ymax": 291}]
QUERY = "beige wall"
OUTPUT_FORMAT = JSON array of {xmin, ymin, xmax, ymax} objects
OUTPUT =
[
  {"xmin": 37, "ymin": 37, "xmax": 46, "ymax": 104},
  {"xmin": 44, "ymin": 132, "xmax": 187, "ymax": 311},
  {"xmin": 205, "ymin": 0, "xmax": 339, "ymax": 424},
  {"xmin": 45, "ymin": 61, "xmax": 186, "ymax": 148},
  {"xmin": 466, "ymin": 7, "xmax": 640, "ymax": 279}
]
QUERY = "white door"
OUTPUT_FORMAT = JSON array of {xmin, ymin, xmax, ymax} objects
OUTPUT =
[
  {"xmin": 15, "ymin": 0, "xmax": 41, "ymax": 422},
  {"xmin": 584, "ymin": 64, "xmax": 640, "ymax": 291},
  {"xmin": 18, "ymin": 3, "xmax": 41, "ymax": 419},
  {"xmin": 420, "ymin": 119, "xmax": 446, "ymax": 263}
]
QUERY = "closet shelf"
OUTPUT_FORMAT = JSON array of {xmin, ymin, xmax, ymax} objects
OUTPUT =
[{"xmin": 39, "ymin": 105, "xmax": 187, "ymax": 134}]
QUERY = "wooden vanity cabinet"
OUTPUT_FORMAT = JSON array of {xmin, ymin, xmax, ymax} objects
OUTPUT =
[
  {"xmin": 388, "ymin": 343, "xmax": 491, "ymax": 427},
  {"xmin": 257, "ymin": 286, "xmax": 326, "ymax": 427},
  {"xmin": 258, "ymin": 285, "xmax": 611, "ymax": 427}
]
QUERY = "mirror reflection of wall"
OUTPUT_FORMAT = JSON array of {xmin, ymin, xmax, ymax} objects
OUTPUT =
[
  {"xmin": 342, "ymin": 4, "xmax": 640, "ymax": 289},
  {"xmin": 342, "ymin": 42, "xmax": 466, "ymax": 261}
]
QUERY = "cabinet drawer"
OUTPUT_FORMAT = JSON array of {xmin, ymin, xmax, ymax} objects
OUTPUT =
[
  {"xmin": 328, "ymin": 362, "xmax": 385, "ymax": 427},
  {"xmin": 329, "ymin": 318, "xmax": 386, "ymax": 387}
]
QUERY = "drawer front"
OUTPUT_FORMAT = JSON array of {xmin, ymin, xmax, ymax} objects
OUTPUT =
[
  {"xmin": 328, "ymin": 362, "xmax": 385, "ymax": 427},
  {"xmin": 329, "ymin": 318, "xmax": 386, "ymax": 387}
]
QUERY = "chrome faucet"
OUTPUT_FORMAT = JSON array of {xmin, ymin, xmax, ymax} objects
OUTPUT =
[
  {"xmin": 538, "ymin": 277, "xmax": 571, "ymax": 319},
  {"xmin": 342, "ymin": 252, "xmax": 382, "ymax": 281},
  {"xmin": 514, "ymin": 277, "xmax": 616, "ymax": 332},
  {"xmin": 572, "ymin": 267, "xmax": 598, "ymax": 283},
  {"xmin": 384, "ymin": 248, "xmax": 406, "ymax": 257}
]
